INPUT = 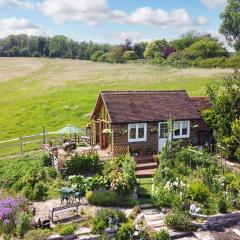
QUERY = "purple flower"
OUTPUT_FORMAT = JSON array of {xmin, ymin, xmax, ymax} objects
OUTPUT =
[{"xmin": 3, "ymin": 219, "xmax": 10, "ymax": 225}]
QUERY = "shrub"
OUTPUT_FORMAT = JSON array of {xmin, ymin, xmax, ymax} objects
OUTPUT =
[
  {"xmin": 152, "ymin": 229, "xmax": 170, "ymax": 240},
  {"xmin": 108, "ymin": 46, "xmax": 124, "ymax": 63},
  {"xmin": 66, "ymin": 153, "xmax": 101, "ymax": 175},
  {"xmin": 47, "ymin": 167, "xmax": 57, "ymax": 178},
  {"xmin": 16, "ymin": 212, "xmax": 32, "ymax": 238},
  {"xmin": 123, "ymin": 51, "xmax": 138, "ymax": 61},
  {"xmin": 24, "ymin": 229, "xmax": 51, "ymax": 240},
  {"xmin": 187, "ymin": 181, "xmax": 210, "ymax": 203},
  {"xmin": 87, "ymin": 190, "xmax": 137, "ymax": 207},
  {"xmin": 218, "ymin": 197, "xmax": 228, "ymax": 213},
  {"xmin": 41, "ymin": 153, "xmax": 52, "ymax": 167},
  {"xmin": 165, "ymin": 210, "xmax": 196, "ymax": 231},
  {"xmin": 226, "ymin": 52, "xmax": 240, "ymax": 68},
  {"xmin": 116, "ymin": 222, "xmax": 134, "ymax": 240},
  {"xmin": 91, "ymin": 50, "xmax": 104, "ymax": 62},
  {"xmin": 32, "ymin": 51, "xmax": 41, "ymax": 57},
  {"xmin": 193, "ymin": 57, "xmax": 227, "ymax": 68},
  {"xmin": 58, "ymin": 224, "xmax": 77, "ymax": 236},
  {"xmin": 92, "ymin": 209, "xmax": 126, "ymax": 234},
  {"xmin": 98, "ymin": 52, "xmax": 109, "ymax": 62},
  {"xmin": 31, "ymin": 182, "xmax": 48, "ymax": 201}
]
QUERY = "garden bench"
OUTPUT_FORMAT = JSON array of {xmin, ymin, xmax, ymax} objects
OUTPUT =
[{"xmin": 49, "ymin": 202, "xmax": 80, "ymax": 222}]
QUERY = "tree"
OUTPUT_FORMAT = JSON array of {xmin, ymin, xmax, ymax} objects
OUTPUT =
[
  {"xmin": 143, "ymin": 39, "xmax": 168, "ymax": 59},
  {"xmin": 108, "ymin": 46, "xmax": 124, "ymax": 63},
  {"xmin": 133, "ymin": 42, "xmax": 147, "ymax": 59},
  {"xmin": 184, "ymin": 38, "xmax": 229, "ymax": 59},
  {"xmin": 123, "ymin": 51, "xmax": 138, "ymax": 61},
  {"xmin": 91, "ymin": 50, "xmax": 104, "ymax": 62},
  {"xmin": 122, "ymin": 39, "xmax": 132, "ymax": 52},
  {"xmin": 220, "ymin": 0, "xmax": 240, "ymax": 51},
  {"xmin": 203, "ymin": 70, "xmax": 240, "ymax": 161},
  {"xmin": 170, "ymin": 32, "xmax": 201, "ymax": 51}
]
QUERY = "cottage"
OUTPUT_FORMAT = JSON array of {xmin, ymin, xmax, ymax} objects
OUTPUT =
[{"xmin": 90, "ymin": 91, "xmax": 212, "ymax": 169}]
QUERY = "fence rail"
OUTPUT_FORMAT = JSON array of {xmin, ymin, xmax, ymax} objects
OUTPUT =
[{"xmin": 0, "ymin": 128, "xmax": 88, "ymax": 159}]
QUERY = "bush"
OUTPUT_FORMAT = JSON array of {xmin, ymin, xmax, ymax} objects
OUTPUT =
[
  {"xmin": 226, "ymin": 53, "xmax": 240, "ymax": 68},
  {"xmin": 108, "ymin": 46, "xmax": 124, "ymax": 63},
  {"xmin": 41, "ymin": 153, "xmax": 52, "ymax": 167},
  {"xmin": 24, "ymin": 229, "xmax": 51, "ymax": 240},
  {"xmin": 47, "ymin": 167, "xmax": 57, "ymax": 178},
  {"xmin": 31, "ymin": 182, "xmax": 48, "ymax": 201},
  {"xmin": 116, "ymin": 222, "xmax": 134, "ymax": 240},
  {"xmin": 66, "ymin": 153, "xmax": 101, "ymax": 175},
  {"xmin": 16, "ymin": 212, "xmax": 32, "ymax": 238},
  {"xmin": 87, "ymin": 190, "xmax": 137, "ymax": 207},
  {"xmin": 92, "ymin": 209, "xmax": 126, "ymax": 234},
  {"xmin": 152, "ymin": 229, "xmax": 170, "ymax": 240},
  {"xmin": 193, "ymin": 57, "xmax": 227, "ymax": 68},
  {"xmin": 32, "ymin": 51, "xmax": 41, "ymax": 57},
  {"xmin": 218, "ymin": 197, "xmax": 228, "ymax": 213},
  {"xmin": 123, "ymin": 51, "xmax": 138, "ymax": 61},
  {"xmin": 98, "ymin": 52, "xmax": 109, "ymax": 62},
  {"xmin": 187, "ymin": 181, "xmax": 210, "ymax": 203},
  {"xmin": 58, "ymin": 224, "xmax": 77, "ymax": 236},
  {"xmin": 91, "ymin": 50, "xmax": 104, "ymax": 62},
  {"xmin": 165, "ymin": 210, "xmax": 196, "ymax": 231}
]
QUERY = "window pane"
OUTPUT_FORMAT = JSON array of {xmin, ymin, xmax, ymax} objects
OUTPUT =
[
  {"xmin": 174, "ymin": 122, "xmax": 180, "ymax": 136},
  {"xmin": 138, "ymin": 126, "xmax": 145, "ymax": 138},
  {"xmin": 130, "ymin": 125, "xmax": 136, "ymax": 139},
  {"xmin": 182, "ymin": 121, "xmax": 188, "ymax": 135}
]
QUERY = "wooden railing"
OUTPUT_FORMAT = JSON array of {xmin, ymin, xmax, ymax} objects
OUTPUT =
[{"xmin": 113, "ymin": 146, "xmax": 130, "ymax": 157}]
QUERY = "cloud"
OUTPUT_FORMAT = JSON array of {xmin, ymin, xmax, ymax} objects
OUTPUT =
[
  {"xmin": 200, "ymin": 0, "xmax": 227, "ymax": 9},
  {"xmin": 38, "ymin": 0, "xmax": 125, "ymax": 25},
  {"xmin": 0, "ymin": 18, "xmax": 51, "ymax": 37},
  {"xmin": 195, "ymin": 16, "xmax": 208, "ymax": 25},
  {"xmin": 38, "ymin": 0, "xmax": 193, "ymax": 29},
  {"xmin": 123, "ymin": 7, "xmax": 191, "ymax": 28},
  {"xmin": 0, "ymin": 0, "xmax": 34, "ymax": 10}
]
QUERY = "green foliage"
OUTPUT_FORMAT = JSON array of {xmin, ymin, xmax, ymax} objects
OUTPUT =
[
  {"xmin": 144, "ymin": 39, "xmax": 168, "ymax": 59},
  {"xmin": 87, "ymin": 190, "xmax": 137, "ymax": 207},
  {"xmin": 108, "ymin": 46, "xmax": 124, "ymax": 63},
  {"xmin": 103, "ymin": 155, "xmax": 136, "ymax": 195},
  {"xmin": 91, "ymin": 50, "xmax": 104, "ymax": 62},
  {"xmin": 184, "ymin": 38, "xmax": 228, "ymax": 59},
  {"xmin": 16, "ymin": 212, "xmax": 32, "ymax": 238},
  {"xmin": 32, "ymin": 51, "xmax": 41, "ymax": 57},
  {"xmin": 92, "ymin": 209, "xmax": 126, "ymax": 234},
  {"xmin": 165, "ymin": 210, "xmax": 196, "ymax": 231},
  {"xmin": 220, "ymin": 0, "xmax": 240, "ymax": 50},
  {"xmin": 123, "ymin": 51, "xmax": 138, "ymax": 61},
  {"xmin": 167, "ymin": 51, "xmax": 190, "ymax": 67},
  {"xmin": 41, "ymin": 153, "xmax": 52, "ymax": 167},
  {"xmin": 24, "ymin": 229, "xmax": 51, "ymax": 240},
  {"xmin": 66, "ymin": 153, "xmax": 101, "ymax": 175},
  {"xmin": 57, "ymin": 224, "xmax": 77, "ymax": 236},
  {"xmin": 116, "ymin": 222, "xmax": 134, "ymax": 240},
  {"xmin": 218, "ymin": 196, "xmax": 228, "ymax": 213},
  {"xmin": 187, "ymin": 180, "xmax": 210, "ymax": 203},
  {"xmin": 152, "ymin": 229, "xmax": 170, "ymax": 240},
  {"xmin": 203, "ymin": 70, "xmax": 240, "ymax": 161}
]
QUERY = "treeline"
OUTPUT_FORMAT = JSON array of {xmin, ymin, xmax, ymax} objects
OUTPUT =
[
  {"xmin": 0, "ymin": 32, "xmax": 239, "ymax": 69},
  {"xmin": 0, "ymin": 34, "xmax": 111, "ymax": 59}
]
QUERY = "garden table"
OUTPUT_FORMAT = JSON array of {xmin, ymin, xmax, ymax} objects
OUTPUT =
[{"xmin": 60, "ymin": 187, "xmax": 74, "ymax": 204}]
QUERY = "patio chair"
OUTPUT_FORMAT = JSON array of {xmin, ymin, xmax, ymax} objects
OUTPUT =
[{"xmin": 73, "ymin": 191, "xmax": 84, "ymax": 203}]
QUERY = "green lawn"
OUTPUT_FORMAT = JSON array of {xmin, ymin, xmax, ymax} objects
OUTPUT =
[{"xmin": 0, "ymin": 57, "xmax": 231, "ymax": 155}]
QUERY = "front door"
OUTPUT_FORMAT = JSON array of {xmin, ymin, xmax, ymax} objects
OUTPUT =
[{"xmin": 158, "ymin": 122, "xmax": 170, "ymax": 152}]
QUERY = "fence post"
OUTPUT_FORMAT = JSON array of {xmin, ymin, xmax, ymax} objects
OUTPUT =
[
  {"xmin": 19, "ymin": 136, "xmax": 23, "ymax": 154},
  {"xmin": 42, "ymin": 126, "xmax": 46, "ymax": 144}
]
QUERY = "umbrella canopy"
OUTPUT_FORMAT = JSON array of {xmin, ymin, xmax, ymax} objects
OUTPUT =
[{"xmin": 57, "ymin": 124, "xmax": 82, "ymax": 134}]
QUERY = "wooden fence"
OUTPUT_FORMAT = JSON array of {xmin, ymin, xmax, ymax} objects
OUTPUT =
[{"xmin": 0, "ymin": 128, "xmax": 89, "ymax": 159}]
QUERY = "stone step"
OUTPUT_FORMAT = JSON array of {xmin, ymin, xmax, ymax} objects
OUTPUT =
[
  {"xmin": 136, "ymin": 162, "xmax": 158, "ymax": 171},
  {"xmin": 232, "ymin": 228, "xmax": 240, "ymax": 237},
  {"xmin": 148, "ymin": 219, "xmax": 165, "ymax": 228},
  {"xmin": 194, "ymin": 231, "xmax": 215, "ymax": 240},
  {"xmin": 139, "ymin": 203, "xmax": 154, "ymax": 209},
  {"xmin": 136, "ymin": 168, "xmax": 157, "ymax": 178},
  {"xmin": 142, "ymin": 208, "xmax": 162, "ymax": 215},
  {"xmin": 145, "ymin": 213, "xmax": 164, "ymax": 221}
]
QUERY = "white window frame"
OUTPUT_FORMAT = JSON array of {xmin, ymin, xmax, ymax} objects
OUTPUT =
[
  {"xmin": 173, "ymin": 121, "xmax": 190, "ymax": 139},
  {"xmin": 128, "ymin": 123, "xmax": 147, "ymax": 142}
]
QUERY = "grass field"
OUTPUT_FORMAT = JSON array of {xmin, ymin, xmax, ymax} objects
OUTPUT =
[{"xmin": 0, "ymin": 57, "xmax": 232, "ymax": 144}]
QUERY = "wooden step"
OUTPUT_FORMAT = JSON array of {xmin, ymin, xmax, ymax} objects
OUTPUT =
[
  {"xmin": 136, "ymin": 168, "xmax": 157, "ymax": 178},
  {"xmin": 135, "ymin": 155, "xmax": 155, "ymax": 164},
  {"xmin": 136, "ymin": 162, "xmax": 158, "ymax": 171}
]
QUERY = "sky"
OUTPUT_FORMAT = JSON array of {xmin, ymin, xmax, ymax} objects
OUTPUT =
[{"xmin": 0, "ymin": 0, "xmax": 228, "ymax": 44}]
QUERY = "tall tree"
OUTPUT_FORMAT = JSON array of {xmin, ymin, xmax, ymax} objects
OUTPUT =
[{"xmin": 219, "ymin": 0, "xmax": 240, "ymax": 51}]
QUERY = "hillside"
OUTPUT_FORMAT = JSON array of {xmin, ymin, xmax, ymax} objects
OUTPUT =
[{"xmin": 0, "ymin": 57, "xmax": 232, "ymax": 141}]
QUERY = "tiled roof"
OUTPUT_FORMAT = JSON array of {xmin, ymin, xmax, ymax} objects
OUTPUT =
[
  {"xmin": 99, "ymin": 91, "xmax": 201, "ymax": 123},
  {"xmin": 190, "ymin": 97, "xmax": 212, "ymax": 113}
]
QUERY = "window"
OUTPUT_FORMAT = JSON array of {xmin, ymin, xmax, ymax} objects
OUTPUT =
[
  {"xmin": 173, "ymin": 121, "xmax": 190, "ymax": 139},
  {"xmin": 159, "ymin": 122, "xmax": 169, "ymax": 138},
  {"xmin": 128, "ymin": 123, "xmax": 147, "ymax": 142}
]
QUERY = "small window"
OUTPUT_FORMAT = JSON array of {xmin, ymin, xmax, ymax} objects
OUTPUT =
[
  {"xmin": 159, "ymin": 122, "xmax": 169, "ymax": 138},
  {"xmin": 128, "ymin": 123, "xmax": 147, "ymax": 142},
  {"xmin": 173, "ymin": 121, "xmax": 190, "ymax": 139}
]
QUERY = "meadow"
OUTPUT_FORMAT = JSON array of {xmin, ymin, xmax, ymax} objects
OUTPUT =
[{"xmin": 0, "ymin": 57, "xmax": 232, "ymax": 143}]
